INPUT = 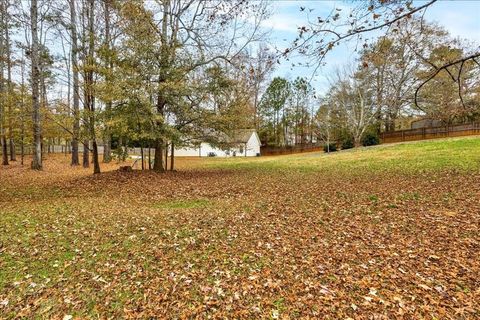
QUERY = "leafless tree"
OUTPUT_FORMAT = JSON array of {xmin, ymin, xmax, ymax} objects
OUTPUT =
[{"xmin": 289, "ymin": 0, "xmax": 480, "ymax": 108}]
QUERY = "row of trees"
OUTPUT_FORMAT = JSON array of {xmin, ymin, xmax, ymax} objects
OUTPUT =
[
  {"xmin": 312, "ymin": 19, "xmax": 480, "ymax": 148},
  {"xmin": 258, "ymin": 77, "xmax": 316, "ymax": 146},
  {"xmin": 0, "ymin": 0, "xmax": 272, "ymax": 172},
  {"xmin": 256, "ymin": 18, "xmax": 480, "ymax": 148}
]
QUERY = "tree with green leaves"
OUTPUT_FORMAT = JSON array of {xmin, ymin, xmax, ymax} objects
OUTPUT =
[
  {"xmin": 114, "ymin": 0, "xmax": 267, "ymax": 171},
  {"xmin": 259, "ymin": 77, "xmax": 291, "ymax": 146},
  {"xmin": 290, "ymin": 77, "xmax": 315, "ymax": 145}
]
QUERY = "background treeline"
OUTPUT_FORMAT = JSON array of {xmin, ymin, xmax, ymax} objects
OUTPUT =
[
  {"xmin": 258, "ymin": 19, "xmax": 480, "ymax": 150},
  {"xmin": 0, "ymin": 0, "xmax": 271, "ymax": 172}
]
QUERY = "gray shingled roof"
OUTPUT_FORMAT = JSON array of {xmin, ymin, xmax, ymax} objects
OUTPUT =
[
  {"xmin": 232, "ymin": 129, "xmax": 257, "ymax": 143},
  {"xmin": 190, "ymin": 128, "xmax": 257, "ymax": 146}
]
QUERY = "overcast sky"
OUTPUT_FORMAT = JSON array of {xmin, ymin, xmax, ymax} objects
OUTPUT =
[{"xmin": 263, "ymin": 0, "xmax": 480, "ymax": 95}]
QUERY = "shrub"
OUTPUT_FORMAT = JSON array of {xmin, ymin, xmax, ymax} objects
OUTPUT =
[
  {"xmin": 323, "ymin": 143, "xmax": 337, "ymax": 152},
  {"xmin": 362, "ymin": 132, "xmax": 380, "ymax": 146},
  {"xmin": 341, "ymin": 136, "xmax": 354, "ymax": 150}
]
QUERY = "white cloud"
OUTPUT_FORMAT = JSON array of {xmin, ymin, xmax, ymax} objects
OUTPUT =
[
  {"xmin": 428, "ymin": 13, "xmax": 480, "ymax": 43},
  {"xmin": 261, "ymin": 14, "xmax": 304, "ymax": 33}
]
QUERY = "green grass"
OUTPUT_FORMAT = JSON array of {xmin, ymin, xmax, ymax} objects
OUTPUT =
[{"xmin": 201, "ymin": 137, "xmax": 480, "ymax": 174}]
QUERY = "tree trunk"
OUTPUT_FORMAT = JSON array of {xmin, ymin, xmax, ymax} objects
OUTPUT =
[
  {"xmin": 170, "ymin": 142, "xmax": 174, "ymax": 171},
  {"xmin": 103, "ymin": 0, "xmax": 113, "ymax": 163},
  {"xmin": 164, "ymin": 142, "xmax": 168, "ymax": 170},
  {"xmin": 30, "ymin": 0, "xmax": 42, "ymax": 170},
  {"xmin": 148, "ymin": 143, "xmax": 152, "ymax": 170},
  {"xmin": 83, "ymin": 140, "xmax": 90, "ymax": 167},
  {"xmin": 20, "ymin": 48, "xmax": 26, "ymax": 165},
  {"xmin": 1, "ymin": 137, "xmax": 7, "ymax": 165},
  {"xmin": 92, "ymin": 141, "xmax": 100, "ymax": 174},
  {"xmin": 103, "ymin": 126, "xmax": 111, "ymax": 163},
  {"xmin": 102, "ymin": 0, "xmax": 112, "ymax": 163},
  {"xmin": 354, "ymin": 136, "xmax": 361, "ymax": 148},
  {"xmin": 70, "ymin": 0, "xmax": 80, "ymax": 166},
  {"xmin": 153, "ymin": 139, "xmax": 164, "ymax": 172},
  {"xmin": 20, "ymin": 138, "xmax": 24, "ymax": 165},
  {"xmin": 153, "ymin": 85, "xmax": 166, "ymax": 172},
  {"xmin": 5, "ymin": 8, "xmax": 14, "ymax": 162},
  {"xmin": 0, "ymin": 0, "xmax": 8, "ymax": 165},
  {"xmin": 386, "ymin": 113, "xmax": 398, "ymax": 132},
  {"xmin": 86, "ymin": 0, "xmax": 100, "ymax": 174},
  {"xmin": 151, "ymin": 0, "xmax": 171, "ymax": 172}
]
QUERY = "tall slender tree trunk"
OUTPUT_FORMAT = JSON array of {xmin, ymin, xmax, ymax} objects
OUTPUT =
[
  {"xmin": 30, "ymin": 0, "xmax": 42, "ymax": 170},
  {"xmin": 5, "ymin": 5, "xmax": 14, "ymax": 161},
  {"xmin": 294, "ymin": 105, "xmax": 298, "ymax": 146},
  {"xmin": 92, "ymin": 141, "xmax": 100, "ymax": 173},
  {"xmin": 0, "ymin": 134, "xmax": 6, "ymax": 167},
  {"xmin": 0, "ymin": 0, "xmax": 8, "ymax": 165},
  {"xmin": 170, "ymin": 142, "xmax": 174, "ymax": 171},
  {"xmin": 152, "ymin": 87, "xmax": 166, "ymax": 172},
  {"xmin": 20, "ymin": 49, "xmax": 26, "ymax": 165},
  {"xmin": 102, "ymin": 0, "xmax": 112, "ymax": 163},
  {"xmin": 148, "ymin": 143, "xmax": 152, "ymax": 170},
  {"xmin": 70, "ymin": 0, "xmax": 80, "ymax": 165},
  {"xmin": 85, "ymin": 0, "xmax": 100, "ymax": 174},
  {"xmin": 83, "ymin": 140, "xmax": 89, "ymax": 167},
  {"xmin": 164, "ymin": 142, "xmax": 168, "ymax": 170},
  {"xmin": 273, "ymin": 110, "xmax": 277, "ymax": 146},
  {"xmin": 103, "ymin": 110, "xmax": 112, "ymax": 163}
]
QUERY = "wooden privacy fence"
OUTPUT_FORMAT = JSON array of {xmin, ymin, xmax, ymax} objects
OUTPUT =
[
  {"xmin": 261, "ymin": 144, "xmax": 324, "ymax": 156},
  {"xmin": 381, "ymin": 122, "xmax": 480, "ymax": 144}
]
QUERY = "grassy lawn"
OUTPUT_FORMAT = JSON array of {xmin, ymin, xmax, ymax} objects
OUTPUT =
[
  {"xmin": 1, "ymin": 136, "xmax": 479, "ymax": 319},
  {"xmin": 203, "ymin": 136, "xmax": 480, "ymax": 173}
]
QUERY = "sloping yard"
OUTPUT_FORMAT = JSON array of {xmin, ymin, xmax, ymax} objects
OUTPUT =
[{"xmin": 1, "ymin": 137, "xmax": 479, "ymax": 319}]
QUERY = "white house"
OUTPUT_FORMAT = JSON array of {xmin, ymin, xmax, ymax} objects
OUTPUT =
[
  {"xmin": 74, "ymin": 129, "xmax": 261, "ymax": 157},
  {"xmin": 175, "ymin": 129, "xmax": 261, "ymax": 157}
]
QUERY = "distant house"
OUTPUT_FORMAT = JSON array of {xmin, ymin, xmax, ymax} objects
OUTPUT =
[
  {"xmin": 175, "ymin": 129, "xmax": 261, "ymax": 157},
  {"xmin": 411, "ymin": 118, "xmax": 443, "ymax": 129}
]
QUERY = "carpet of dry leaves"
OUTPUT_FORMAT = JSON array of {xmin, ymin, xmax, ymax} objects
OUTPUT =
[{"xmin": 0, "ymin": 145, "xmax": 479, "ymax": 319}]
